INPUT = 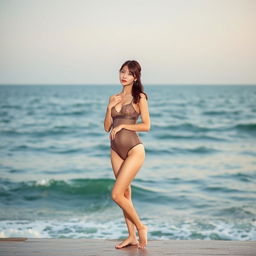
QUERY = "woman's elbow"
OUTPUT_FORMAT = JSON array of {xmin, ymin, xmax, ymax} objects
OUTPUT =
[
  {"xmin": 104, "ymin": 125, "xmax": 109, "ymax": 133},
  {"xmin": 104, "ymin": 124, "xmax": 112, "ymax": 133},
  {"xmin": 104, "ymin": 127, "xmax": 111, "ymax": 133},
  {"xmin": 145, "ymin": 123, "xmax": 150, "ymax": 131}
]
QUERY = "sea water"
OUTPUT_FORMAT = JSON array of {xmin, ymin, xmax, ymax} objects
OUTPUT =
[{"xmin": 0, "ymin": 84, "xmax": 255, "ymax": 240}]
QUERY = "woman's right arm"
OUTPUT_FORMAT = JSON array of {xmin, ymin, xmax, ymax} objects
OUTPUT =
[
  {"xmin": 104, "ymin": 94, "xmax": 121, "ymax": 132},
  {"xmin": 104, "ymin": 99, "xmax": 113, "ymax": 133}
]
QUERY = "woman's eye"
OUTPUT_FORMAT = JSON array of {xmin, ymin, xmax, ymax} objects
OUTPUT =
[{"xmin": 120, "ymin": 70, "xmax": 132, "ymax": 75}]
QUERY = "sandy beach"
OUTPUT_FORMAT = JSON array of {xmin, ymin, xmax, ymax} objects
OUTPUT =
[{"xmin": 0, "ymin": 238, "xmax": 255, "ymax": 256}]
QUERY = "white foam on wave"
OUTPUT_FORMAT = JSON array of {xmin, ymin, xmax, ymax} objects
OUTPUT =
[
  {"xmin": 0, "ymin": 217, "xmax": 125, "ymax": 239},
  {"xmin": 0, "ymin": 216, "xmax": 255, "ymax": 240},
  {"xmin": 35, "ymin": 177, "xmax": 70, "ymax": 187},
  {"xmin": 36, "ymin": 178, "xmax": 51, "ymax": 186}
]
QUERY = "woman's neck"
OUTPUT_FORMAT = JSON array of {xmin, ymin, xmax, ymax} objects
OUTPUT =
[{"xmin": 120, "ymin": 84, "xmax": 132, "ymax": 96}]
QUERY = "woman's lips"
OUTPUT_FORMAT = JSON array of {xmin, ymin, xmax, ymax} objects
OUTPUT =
[{"xmin": 122, "ymin": 80, "xmax": 127, "ymax": 82}]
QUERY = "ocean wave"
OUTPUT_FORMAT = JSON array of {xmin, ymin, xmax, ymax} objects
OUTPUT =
[
  {"xmin": 211, "ymin": 171, "xmax": 256, "ymax": 183},
  {"xmin": 0, "ymin": 211, "xmax": 256, "ymax": 241},
  {"xmin": 202, "ymin": 110, "xmax": 241, "ymax": 116},
  {"xmin": 1, "ymin": 129, "xmax": 74, "ymax": 137},
  {"xmin": 0, "ymin": 215, "xmax": 255, "ymax": 240},
  {"xmin": 0, "ymin": 178, "xmax": 163, "ymax": 205},
  {"xmin": 213, "ymin": 206, "xmax": 255, "ymax": 218},
  {"xmin": 48, "ymin": 110, "xmax": 88, "ymax": 116},
  {"xmin": 146, "ymin": 145, "xmax": 218, "ymax": 155},
  {"xmin": 152, "ymin": 122, "xmax": 256, "ymax": 136},
  {"xmin": 152, "ymin": 123, "xmax": 226, "ymax": 132},
  {"xmin": 235, "ymin": 123, "xmax": 256, "ymax": 132},
  {"xmin": 154, "ymin": 133, "xmax": 225, "ymax": 141},
  {"xmin": 202, "ymin": 185, "xmax": 244, "ymax": 193}
]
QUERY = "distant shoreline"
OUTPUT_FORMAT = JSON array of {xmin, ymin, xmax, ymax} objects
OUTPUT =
[{"xmin": 0, "ymin": 84, "xmax": 256, "ymax": 86}]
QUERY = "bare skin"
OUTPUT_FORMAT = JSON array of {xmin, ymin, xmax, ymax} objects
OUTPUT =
[
  {"xmin": 111, "ymin": 146, "xmax": 148, "ymax": 249},
  {"xmin": 111, "ymin": 149, "xmax": 139, "ymax": 248},
  {"xmin": 104, "ymin": 64, "xmax": 150, "ymax": 249}
]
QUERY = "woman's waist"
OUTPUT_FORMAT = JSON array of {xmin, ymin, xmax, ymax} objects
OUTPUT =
[
  {"xmin": 112, "ymin": 119, "xmax": 137, "ymax": 127},
  {"xmin": 110, "ymin": 128, "xmax": 141, "ymax": 141}
]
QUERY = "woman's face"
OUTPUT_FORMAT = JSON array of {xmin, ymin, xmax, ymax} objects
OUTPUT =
[{"xmin": 119, "ymin": 65, "xmax": 136, "ymax": 86}]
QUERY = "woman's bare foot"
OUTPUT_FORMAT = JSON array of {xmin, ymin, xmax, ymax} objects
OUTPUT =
[
  {"xmin": 137, "ymin": 225, "xmax": 148, "ymax": 249},
  {"xmin": 115, "ymin": 236, "xmax": 139, "ymax": 249}
]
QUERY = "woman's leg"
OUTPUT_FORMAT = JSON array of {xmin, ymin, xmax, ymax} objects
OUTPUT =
[
  {"xmin": 111, "ymin": 144, "xmax": 148, "ymax": 248},
  {"xmin": 123, "ymin": 185, "xmax": 136, "ymax": 237},
  {"xmin": 110, "ymin": 149, "xmax": 138, "ymax": 247}
]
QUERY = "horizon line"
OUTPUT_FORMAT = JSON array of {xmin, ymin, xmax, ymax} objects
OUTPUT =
[{"xmin": 0, "ymin": 83, "xmax": 256, "ymax": 86}]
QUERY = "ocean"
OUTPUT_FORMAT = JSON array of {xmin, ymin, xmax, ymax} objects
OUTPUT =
[{"xmin": 0, "ymin": 84, "xmax": 255, "ymax": 240}]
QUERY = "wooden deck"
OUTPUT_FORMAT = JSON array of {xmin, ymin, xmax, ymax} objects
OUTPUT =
[{"xmin": 0, "ymin": 238, "xmax": 255, "ymax": 255}]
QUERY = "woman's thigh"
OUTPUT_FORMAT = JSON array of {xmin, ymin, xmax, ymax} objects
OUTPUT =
[
  {"xmin": 112, "ymin": 144, "xmax": 145, "ymax": 195},
  {"xmin": 110, "ymin": 149, "xmax": 124, "ymax": 178},
  {"xmin": 127, "ymin": 143, "xmax": 145, "ymax": 159}
]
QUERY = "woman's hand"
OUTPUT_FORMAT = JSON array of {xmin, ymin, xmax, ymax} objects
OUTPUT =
[
  {"xmin": 110, "ymin": 124, "xmax": 124, "ymax": 140},
  {"xmin": 108, "ymin": 94, "xmax": 122, "ymax": 109}
]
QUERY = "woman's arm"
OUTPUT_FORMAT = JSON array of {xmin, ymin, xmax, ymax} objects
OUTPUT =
[
  {"xmin": 104, "ymin": 94, "xmax": 122, "ymax": 132},
  {"xmin": 104, "ymin": 95, "xmax": 113, "ymax": 133},
  {"xmin": 104, "ymin": 103, "xmax": 113, "ymax": 132},
  {"xmin": 121, "ymin": 93, "xmax": 150, "ymax": 132}
]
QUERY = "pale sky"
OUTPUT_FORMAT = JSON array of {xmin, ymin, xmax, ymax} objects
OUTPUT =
[{"xmin": 0, "ymin": 0, "xmax": 255, "ymax": 85}]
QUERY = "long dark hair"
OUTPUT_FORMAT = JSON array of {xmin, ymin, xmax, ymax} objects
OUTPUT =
[{"xmin": 119, "ymin": 60, "xmax": 148, "ymax": 104}]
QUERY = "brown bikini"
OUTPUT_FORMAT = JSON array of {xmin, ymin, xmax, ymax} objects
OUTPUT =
[{"xmin": 110, "ymin": 98, "xmax": 143, "ymax": 160}]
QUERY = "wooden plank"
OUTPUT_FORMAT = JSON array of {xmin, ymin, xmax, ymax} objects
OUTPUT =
[
  {"xmin": 0, "ymin": 237, "xmax": 27, "ymax": 242},
  {"xmin": 0, "ymin": 238, "xmax": 255, "ymax": 256}
]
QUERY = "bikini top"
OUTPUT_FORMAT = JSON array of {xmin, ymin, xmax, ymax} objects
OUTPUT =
[{"xmin": 111, "ymin": 99, "xmax": 140, "ymax": 120}]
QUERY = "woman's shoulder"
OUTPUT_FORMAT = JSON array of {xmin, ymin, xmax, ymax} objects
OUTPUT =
[
  {"xmin": 139, "ymin": 92, "xmax": 147, "ymax": 100},
  {"xmin": 109, "ymin": 93, "xmax": 119, "ymax": 99}
]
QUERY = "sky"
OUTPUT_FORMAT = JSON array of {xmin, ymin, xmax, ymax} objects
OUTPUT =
[{"xmin": 0, "ymin": 0, "xmax": 255, "ymax": 85}]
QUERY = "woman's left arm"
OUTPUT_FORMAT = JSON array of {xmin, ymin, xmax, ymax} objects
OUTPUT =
[{"xmin": 121, "ymin": 93, "xmax": 150, "ymax": 132}]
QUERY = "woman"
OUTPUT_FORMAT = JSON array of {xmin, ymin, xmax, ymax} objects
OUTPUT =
[{"xmin": 104, "ymin": 60, "xmax": 150, "ymax": 249}]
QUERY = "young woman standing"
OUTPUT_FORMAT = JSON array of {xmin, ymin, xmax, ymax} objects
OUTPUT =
[{"xmin": 104, "ymin": 60, "xmax": 150, "ymax": 249}]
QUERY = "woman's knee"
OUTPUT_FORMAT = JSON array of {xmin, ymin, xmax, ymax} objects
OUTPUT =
[
  {"xmin": 111, "ymin": 189, "xmax": 123, "ymax": 202},
  {"xmin": 112, "ymin": 185, "xmax": 131, "ymax": 202},
  {"xmin": 124, "ymin": 185, "xmax": 131, "ymax": 198}
]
